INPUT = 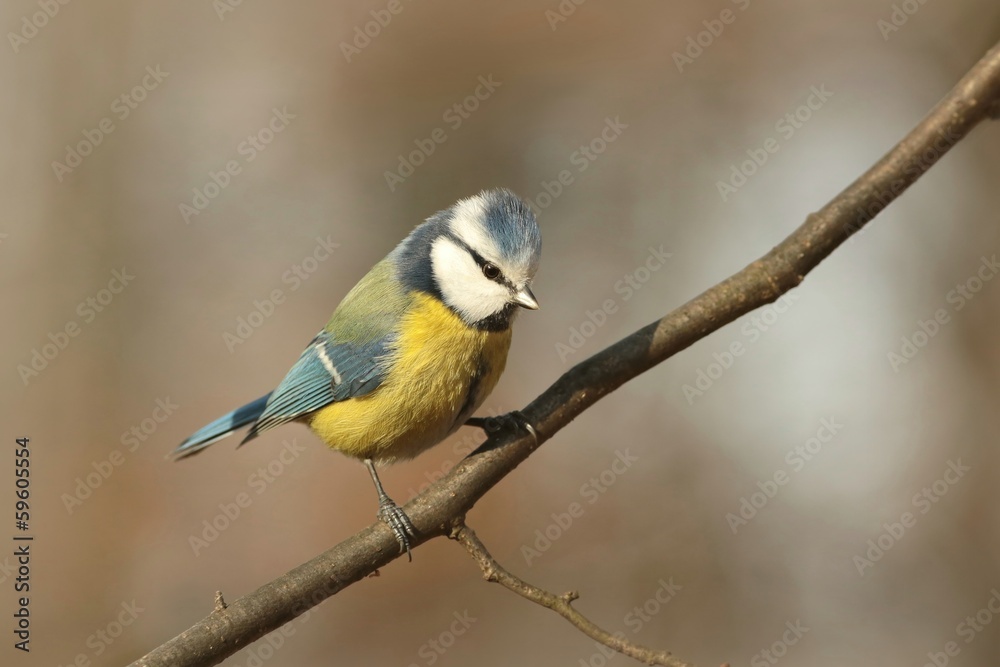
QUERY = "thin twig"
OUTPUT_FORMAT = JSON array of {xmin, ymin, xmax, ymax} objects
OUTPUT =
[
  {"xmin": 129, "ymin": 40, "xmax": 1000, "ymax": 667},
  {"xmin": 450, "ymin": 520, "xmax": 693, "ymax": 667}
]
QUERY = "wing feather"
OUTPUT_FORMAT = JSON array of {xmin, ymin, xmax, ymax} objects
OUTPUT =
[{"xmin": 242, "ymin": 331, "xmax": 391, "ymax": 443}]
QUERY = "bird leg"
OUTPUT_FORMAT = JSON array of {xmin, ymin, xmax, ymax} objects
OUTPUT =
[{"xmin": 364, "ymin": 459, "xmax": 417, "ymax": 561}]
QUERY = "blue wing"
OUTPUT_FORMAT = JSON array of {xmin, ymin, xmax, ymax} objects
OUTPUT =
[{"xmin": 242, "ymin": 330, "xmax": 391, "ymax": 443}]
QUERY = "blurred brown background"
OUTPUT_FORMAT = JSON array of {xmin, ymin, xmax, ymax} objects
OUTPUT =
[{"xmin": 4, "ymin": 1, "xmax": 1000, "ymax": 665}]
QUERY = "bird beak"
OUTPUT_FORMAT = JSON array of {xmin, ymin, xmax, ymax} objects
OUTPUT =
[{"xmin": 513, "ymin": 286, "xmax": 539, "ymax": 310}]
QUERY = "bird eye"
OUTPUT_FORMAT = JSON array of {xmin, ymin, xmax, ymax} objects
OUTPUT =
[{"xmin": 482, "ymin": 262, "xmax": 501, "ymax": 280}]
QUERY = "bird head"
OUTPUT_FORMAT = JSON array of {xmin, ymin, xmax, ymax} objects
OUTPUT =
[{"xmin": 396, "ymin": 189, "xmax": 541, "ymax": 330}]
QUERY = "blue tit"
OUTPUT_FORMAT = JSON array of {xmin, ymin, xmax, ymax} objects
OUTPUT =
[{"xmin": 174, "ymin": 188, "xmax": 541, "ymax": 556}]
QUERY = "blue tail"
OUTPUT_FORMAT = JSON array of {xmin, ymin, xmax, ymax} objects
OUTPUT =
[{"xmin": 173, "ymin": 393, "xmax": 272, "ymax": 459}]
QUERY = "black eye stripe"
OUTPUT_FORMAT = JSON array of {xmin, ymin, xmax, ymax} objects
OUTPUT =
[
  {"xmin": 465, "ymin": 247, "xmax": 492, "ymax": 271},
  {"xmin": 447, "ymin": 234, "xmax": 511, "ymax": 286}
]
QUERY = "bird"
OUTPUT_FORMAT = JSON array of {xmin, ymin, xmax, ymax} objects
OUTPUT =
[{"xmin": 173, "ymin": 188, "xmax": 541, "ymax": 557}]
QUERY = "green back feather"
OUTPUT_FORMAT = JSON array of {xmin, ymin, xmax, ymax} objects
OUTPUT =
[{"xmin": 324, "ymin": 258, "xmax": 412, "ymax": 345}]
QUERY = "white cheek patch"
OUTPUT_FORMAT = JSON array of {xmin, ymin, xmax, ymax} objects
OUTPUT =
[{"xmin": 431, "ymin": 237, "xmax": 510, "ymax": 323}]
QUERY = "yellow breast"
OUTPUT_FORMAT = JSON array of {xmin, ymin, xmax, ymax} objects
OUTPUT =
[{"xmin": 308, "ymin": 292, "xmax": 512, "ymax": 463}]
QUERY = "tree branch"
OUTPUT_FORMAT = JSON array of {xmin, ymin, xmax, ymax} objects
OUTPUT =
[
  {"xmin": 450, "ymin": 520, "xmax": 693, "ymax": 667},
  {"xmin": 130, "ymin": 40, "xmax": 1000, "ymax": 667}
]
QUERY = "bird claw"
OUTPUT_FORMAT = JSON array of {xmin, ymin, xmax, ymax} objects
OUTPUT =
[
  {"xmin": 377, "ymin": 496, "xmax": 418, "ymax": 561},
  {"xmin": 472, "ymin": 410, "xmax": 538, "ymax": 444}
]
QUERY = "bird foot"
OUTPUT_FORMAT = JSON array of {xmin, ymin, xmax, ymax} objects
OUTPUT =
[
  {"xmin": 467, "ymin": 410, "xmax": 538, "ymax": 444},
  {"xmin": 377, "ymin": 495, "xmax": 418, "ymax": 561}
]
